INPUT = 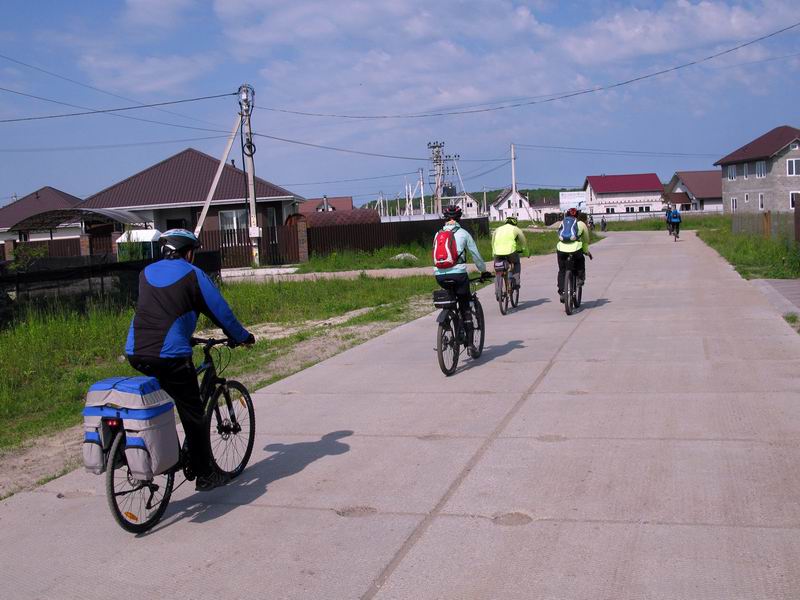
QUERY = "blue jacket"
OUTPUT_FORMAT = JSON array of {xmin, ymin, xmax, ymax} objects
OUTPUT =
[
  {"xmin": 668, "ymin": 209, "xmax": 682, "ymax": 223},
  {"xmin": 126, "ymin": 259, "xmax": 250, "ymax": 359}
]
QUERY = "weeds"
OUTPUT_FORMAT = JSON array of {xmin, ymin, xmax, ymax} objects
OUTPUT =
[{"xmin": 697, "ymin": 228, "xmax": 800, "ymax": 279}]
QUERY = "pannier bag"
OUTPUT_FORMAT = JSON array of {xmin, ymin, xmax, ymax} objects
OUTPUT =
[
  {"xmin": 82, "ymin": 376, "xmax": 179, "ymax": 480},
  {"xmin": 494, "ymin": 258, "xmax": 508, "ymax": 272},
  {"xmin": 433, "ymin": 289, "xmax": 458, "ymax": 309}
]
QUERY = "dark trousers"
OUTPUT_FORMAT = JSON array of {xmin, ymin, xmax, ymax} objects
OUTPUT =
[
  {"xmin": 128, "ymin": 355, "xmax": 211, "ymax": 477},
  {"xmin": 671, "ymin": 222, "xmax": 681, "ymax": 235},
  {"xmin": 557, "ymin": 250, "xmax": 585, "ymax": 294},
  {"xmin": 494, "ymin": 253, "xmax": 521, "ymax": 287},
  {"xmin": 435, "ymin": 273, "xmax": 472, "ymax": 323}
]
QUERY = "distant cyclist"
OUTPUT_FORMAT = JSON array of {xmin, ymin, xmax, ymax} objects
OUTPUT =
[
  {"xmin": 556, "ymin": 208, "xmax": 592, "ymax": 303},
  {"xmin": 665, "ymin": 204, "xmax": 673, "ymax": 235},
  {"xmin": 491, "ymin": 215, "xmax": 528, "ymax": 289},
  {"xmin": 126, "ymin": 229, "xmax": 255, "ymax": 492},
  {"xmin": 668, "ymin": 205, "xmax": 682, "ymax": 238},
  {"xmin": 433, "ymin": 205, "xmax": 491, "ymax": 336}
]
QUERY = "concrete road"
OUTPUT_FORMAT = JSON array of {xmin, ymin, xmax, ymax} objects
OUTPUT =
[{"xmin": 3, "ymin": 231, "xmax": 800, "ymax": 599}]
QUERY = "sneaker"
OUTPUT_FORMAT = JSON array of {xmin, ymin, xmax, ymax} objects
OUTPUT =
[
  {"xmin": 559, "ymin": 293, "xmax": 565, "ymax": 304},
  {"xmin": 195, "ymin": 470, "xmax": 229, "ymax": 492}
]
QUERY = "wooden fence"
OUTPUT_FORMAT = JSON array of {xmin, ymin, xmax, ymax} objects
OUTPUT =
[
  {"xmin": 199, "ymin": 225, "xmax": 300, "ymax": 268},
  {"xmin": 14, "ymin": 238, "xmax": 82, "ymax": 258},
  {"xmin": 732, "ymin": 211, "xmax": 796, "ymax": 242},
  {"xmin": 308, "ymin": 217, "xmax": 489, "ymax": 256}
]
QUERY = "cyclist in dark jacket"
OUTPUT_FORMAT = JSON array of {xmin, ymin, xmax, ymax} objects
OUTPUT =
[{"xmin": 126, "ymin": 229, "xmax": 254, "ymax": 491}]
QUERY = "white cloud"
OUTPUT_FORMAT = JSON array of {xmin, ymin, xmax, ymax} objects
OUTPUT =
[
  {"xmin": 123, "ymin": 0, "xmax": 193, "ymax": 28},
  {"xmin": 79, "ymin": 53, "xmax": 217, "ymax": 95}
]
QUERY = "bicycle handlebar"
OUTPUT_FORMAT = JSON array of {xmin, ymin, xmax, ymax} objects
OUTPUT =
[{"xmin": 190, "ymin": 337, "xmax": 232, "ymax": 348}]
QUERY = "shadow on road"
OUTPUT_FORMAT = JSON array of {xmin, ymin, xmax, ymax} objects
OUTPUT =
[
  {"xmin": 579, "ymin": 297, "xmax": 611, "ymax": 310},
  {"xmin": 459, "ymin": 339, "xmax": 525, "ymax": 373},
  {"xmin": 149, "ymin": 430, "xmax": 354, "ymax": 533},
  {"xmin": 512, "ymin": 298, "xmax": 551, "ymax": 310}
]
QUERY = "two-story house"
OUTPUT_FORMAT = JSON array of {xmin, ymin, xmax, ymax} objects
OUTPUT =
[
  {"xmin": 584, "ymin": 173, "xmax": 664, "ymax": 216},
  {"xmin": 663, "ymin": 170, "xmax": 722, "ymax": 212},
  {"xmin": 714, "ymin": 125, "xmax": 800, "ymax": 213},
  {"xmin": 489, "ymin": 188, "xmax": 533, "ymax": 222}
]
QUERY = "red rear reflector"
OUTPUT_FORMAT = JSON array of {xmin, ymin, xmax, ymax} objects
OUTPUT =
[{"xmin": 107, "ymin": 419, "xmax": 120, "ymax": 427}]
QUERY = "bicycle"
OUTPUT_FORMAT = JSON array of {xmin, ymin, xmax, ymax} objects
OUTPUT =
[
  {"xmin": 104, "ymin": 337, "xmax": 256, "ymax": 533},
  {"xmin": 563, "ymin": 252, "xmax": 592, "ymax": 316},
  {"xmin": 493, "ymin": 257, "xmax": 519, "ymax": 315},
  {"xmin": 434, "ymin": 274, "xmax": 491, "ymax": 376},
  {"xmin": 671, "ymin": 222, "xmax": 680, "ymax": 242}
]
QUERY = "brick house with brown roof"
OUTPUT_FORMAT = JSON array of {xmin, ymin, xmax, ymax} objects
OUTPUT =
[
  {"xmin": 663, "ymin": 170, "xmax": 722, "ymax": 213},
  {"xmin": 714, "ymin": 125, "xmax": 800, "ymax": 214},
  {"xmin": 81, "ymin": 148, "xmax": 303, "ymax": 234}
]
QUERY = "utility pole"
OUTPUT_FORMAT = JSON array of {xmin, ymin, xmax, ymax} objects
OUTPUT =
[
  {"xmin": 483, "ymin": 186, "xmax": 487, "ymax": 215},
  {"xmin": 427, "ymin": 141, "xmax": 445, "ymax": 215},
  {"xmin": 239, "ymin": 84, "xmax": 260, "ymax": 265},
  {"xmin": 511, "ymin": 143, "xmax": 518, "ymax": 219},
  {"xmin": 419, "ymin": 168, "xmax": 426, "ymax": 215}
]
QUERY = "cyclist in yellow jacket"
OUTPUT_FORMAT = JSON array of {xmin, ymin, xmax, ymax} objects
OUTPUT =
[
  {"xmin": 557, "ymin": 208, "xmax": 592, "ymax": 302},
  {"xmin": 491, "ymin": 215, "xmax": 528, "ymax": 289}
]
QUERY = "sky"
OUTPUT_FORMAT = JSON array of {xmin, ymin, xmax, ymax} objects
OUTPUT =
[{"xmin": 0, "ymin": 0, "xmax": 799, "ymax": 207}]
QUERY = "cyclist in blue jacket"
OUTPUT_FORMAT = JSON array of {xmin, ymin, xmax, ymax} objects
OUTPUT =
[
  {"xmin": 668, "ymin": 206, "xmax": 682, "ymax": 238},
  {"xmin": 126, "ymin": 229, "xmax": 254, "ymax": 492}
]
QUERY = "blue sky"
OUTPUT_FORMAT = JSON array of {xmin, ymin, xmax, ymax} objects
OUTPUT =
[{"xmin": 1, "ymin": 0, "xmax": 799, "ymax": 206}]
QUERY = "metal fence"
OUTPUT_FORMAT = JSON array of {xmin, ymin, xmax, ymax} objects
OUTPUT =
[
  {"xmin": 199, "ymin": 226, "xmax": 299, "ymax": 268},
  {"xmin": 308, "ymin": 217, "xmax": 489, "ymax": 256},
  {"xmin": 732, "ymin": 211, "xmax": 796, "ymax": 242}
]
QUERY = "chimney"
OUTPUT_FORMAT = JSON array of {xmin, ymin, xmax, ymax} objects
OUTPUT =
[{"xmin": 230, "ymin": 159, "xmax": 236, "ymax": 167}]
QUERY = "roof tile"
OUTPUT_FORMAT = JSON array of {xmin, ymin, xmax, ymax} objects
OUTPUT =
[
  {"xmin": 715, "ymin": 125, "xmax": 800, "ymax": 166},
  {"xmin": 0, "ymin": 187, "xmax": 82, "ymax": 229}
]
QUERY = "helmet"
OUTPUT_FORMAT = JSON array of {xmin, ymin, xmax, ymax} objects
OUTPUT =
[
  {"xmin": 567, "ymin": 207, "xmax": 578, "ymax": 217},
  {"xmin": 505, "ymin": 216, "xmax": 518, "ymax": 226},
  {"xmin": 160, "ymin": 228, "xmax": 201, "ymax": 258},
  {"xmin": 443, "ymin": 204, "xmax": 462, "ymax": 221}
]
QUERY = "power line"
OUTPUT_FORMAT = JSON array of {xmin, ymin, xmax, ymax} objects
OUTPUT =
[
  {"xmin": 278, "ymin": 170, "xmax": 419, "ymax": 187},
  {"xmin": 518, "ymin": 182, "xmax": 582, "ymax": 189},
  {"xmin": 513, "ymin": 143, "xmax": 719, "ymax": 158},
  {"xmin": 462, "ymin": 160, "xmax": 511, "ymax": 181},
  {"xmin": 0, "ymin": 135, "xmax": 230, "ymax": 153},
  {"xmin": 257, "ymin": 20, "xmax": 800, "ymax": 120},
  {"xmin": 0, "ymin": 52, "xmax": 220, "ymax": 127},
  {"xmin": 0, "ymin": 88, "xmax": 236, "ymax": 123},
  {"xmin": 252, "ymin": 131, "xmax": 506, "ymax": 162}
]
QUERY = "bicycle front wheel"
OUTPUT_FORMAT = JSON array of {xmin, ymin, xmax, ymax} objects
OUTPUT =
[
  {"xmin": 468, "ymin": 299, "xmax": 485, "ymax": 359},
  {"xmin": 510, "ymin": 283, "xmax": 520, "ymax": 308},
  {"xmin": 575, "ymin": 280, "xmax": 583, "ymax": 308},
  {"xmin": 437, "ymin": 315, "xmax": 460, "ymax": 376},
  {"xmin": 207, "ymin": 380, "xmax": 256, "ymax": 478},
  {"xmin": 105, "ymin": 430, "xmax": 174, "ymax": 534}
]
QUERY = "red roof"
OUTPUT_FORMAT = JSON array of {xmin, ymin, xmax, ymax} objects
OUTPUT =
[
  {"xmin": 584, "ymin": 173, "xmax": 663, "ymax": 195},
  {"xmin": 715, "ymin": 125, "xmax": 800, "ymax": 166},
  {"xmin": 298, "ymin": 196, "xmax": 354, "ymax": 215},
  {"xmin": 0, "ymin": 187, "xmax": 82, "ymax": 229},
  {"xmin": 666, "ymin": 192, "xmax": 690, "ymax": 205},
  {"xmin": 81, "ymin": 148, "xmax": 297, "ymax": 209},
  {"xmin": 675, "ymin": 170, "xmax": 721, "ymax": 199}
]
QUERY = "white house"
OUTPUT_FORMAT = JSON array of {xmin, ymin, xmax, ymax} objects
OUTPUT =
[
  {"xmin": 559, "ymin": 190, "xmax": 588, "ymax": 212},
  {"xmin": 451, "ymin": 193, "xmax": 482, "ymax": 218},
  {"xmin": 489, "ymin": 188, "xmax": 533, "ymax": 222},
  {"xmin": 584, "ymin": 173, "xmax": 664, "ymax": 217}
]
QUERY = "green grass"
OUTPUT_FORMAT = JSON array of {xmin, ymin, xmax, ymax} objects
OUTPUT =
[
  {"xmin": 603, "ymin": 214, "xmax": 730, "ymax": 231},
  {"xmin": 697, "ymin": 227, "xmax": 800, "ymax": 279},
  {"xmin": 297, "ymin": 229, "xmax": 601, "ymax": 274},
  {"xmin": 785, "ymin": 313, "xmax": 799, "ymax": 325},
  {"xmin": 0, "ymin": 275, "xmax": 437, "ymax": 449}
]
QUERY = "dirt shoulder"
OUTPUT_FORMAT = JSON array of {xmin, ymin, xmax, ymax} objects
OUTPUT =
[{"xmin": 0, "ymin": 297, "xmax": 434, "ymax": 500}]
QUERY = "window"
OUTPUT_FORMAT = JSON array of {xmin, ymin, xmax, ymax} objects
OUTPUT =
[
  {"xmin": 166, "ymin": 218, "xmax": 187, "ymax": 230},
  {"xmin": 507, "ymin": 200, "xmax": 511, "ymax": 208},
  {"xmin": 745, "ymin": 193, "xmax": 749, "ymax": 203},
  {"xmin": 743, "ymin": 163, "xmax": 749, "ymax": 179},
  {"xmin": 756, "ymin": 160, "xmax": 767, "ymax": 178},
  {"xmin": 791, "ymin": 192, "xmax": 799, "ymax": 210},
  {"xmin": 788, "ymin": 159, "xmax": 800, "ymax": 176},
  {"xmin": 727, "ymin": 165, "xmax": 736, "ymax": 180},
  {"xmin": 645, "ymin": 206, "xmax": 651, "ymax": 212},
  {"xmin": 605, "ymin": 207, "xmax": 615, "ymax": 214},
  {"xmin": 219, "ymin": 209, "xmax": 248, "ymax": 246},
  {"xmin": 730, "ymin": 197, "xmax": 737, "ymax": 212},
  {"xmin": 626, "ymin": 206, "xmax": 635, "ymax": 213},
  {"xmin": 792, "ymin": 142, "xmax": 800, "ymax": 150},
  {"xmin": 759, "ymin": 193, "xmax": 764, "ymax": 211},
  {"xmin": 681, "ymin": 204, "xmax": 691, "ymax": 211}
]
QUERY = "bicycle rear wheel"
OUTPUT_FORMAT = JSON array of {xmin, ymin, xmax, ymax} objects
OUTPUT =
[
  {"xmin": 437, "ymin": 314, "xmax": 460, "ymax": 376},
  {"xmin": 564, "ymin": 272, "xmax": 575, "ymax": 315},
  {"xmin": 105, "ymin": 430, "xmax": 174, "ymax": 534},
  {"xmin": 575, "ymin": 280, "xmax": 583, "ymax": 308},
  {"xmin": 207, "ymin": 380, "xmax": 256, "ymax": 478},
  {"xmin": 498, "ymin": 274, "xmax": 509, "ymax": 315},
  {"xmin": 510, "ymin": 284, "xmax": 520, "ymax": 308},
  {"xmin": 468, "ymin": 299, "xmax": 485, "ymax": 359}
]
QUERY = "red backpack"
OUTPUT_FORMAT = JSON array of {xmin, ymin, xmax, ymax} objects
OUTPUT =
[{"xmin": 433, "ymin": 229, "xmax": 460, "ymax": 268}]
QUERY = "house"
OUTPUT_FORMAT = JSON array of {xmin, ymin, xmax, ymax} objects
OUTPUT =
[
  {"xmin": 663, "ymin": 170, "xmax": 722, "ymax": 212},
  {"xmin": 489, "ymin": 188, "xmax": 533, "ymax": 222},
  {"xmin": 526, "ymin": 196, "xmax": 561, "ymax": 222},
  {"xmin": 714, "ymin": 125, "xmax": 800, "ymax": 213},
  {"xmin": 452, "ymin": 193, "xmax": 482, "ymax": 219},
  {"xmin": 298, "ymin": 196, "xmax": 354, "ymax": 215},
  {"xmin": 0, "ymin": 187, "xmax": 82, "ymax": 244},
  {"xmin": 584, "ymin": 173, "xmax": 664, "ymax": 216},
  {"xmin": 80, "ymin": 148, "xmax": 303, "ymax": 235}
]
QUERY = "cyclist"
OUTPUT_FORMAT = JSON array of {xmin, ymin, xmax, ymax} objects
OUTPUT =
[
  {"xmin": 434, "ymin": 205, "xmax": 491, "ymax": 339},
  {"xmin": 125, "ymin": 229, "xmax": 255, "ymax": 492},
  {"xmin": 668, "ymin": 205, "xmax": 682, "ymax": 238},
  {"xmin": 556, "ymin": 208, "xmax": 592, "ymax": 303},
  {"xmin": 491, "ymin": 215, "xmax": 528, "ymax": 289},
  {"xmin": 665, "ymin": 204, "xmax": 673, "ymax": 235}
]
